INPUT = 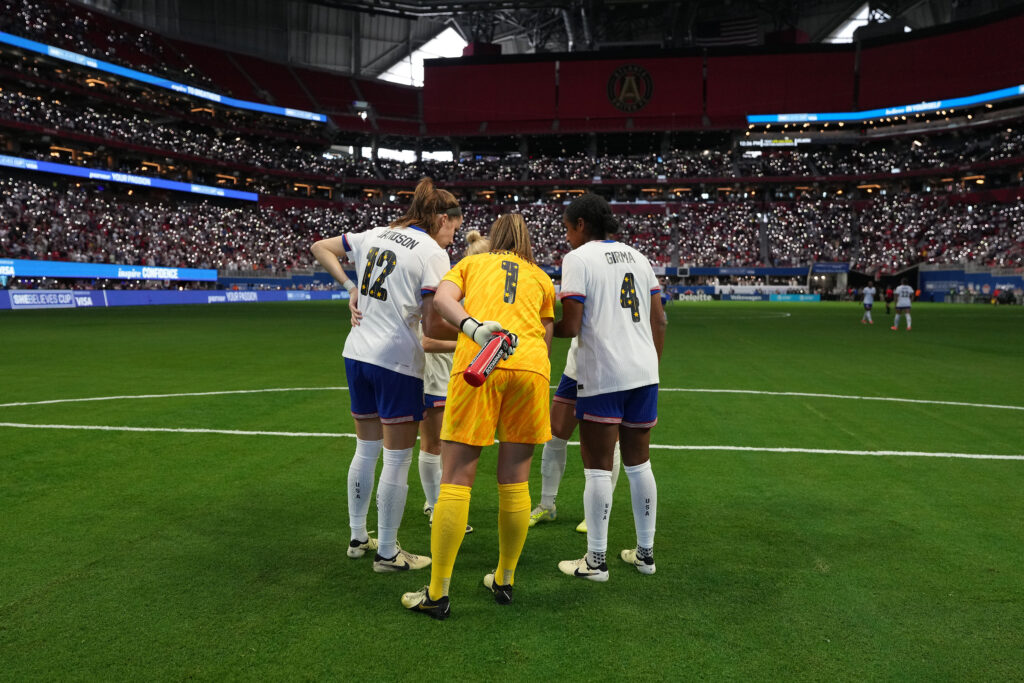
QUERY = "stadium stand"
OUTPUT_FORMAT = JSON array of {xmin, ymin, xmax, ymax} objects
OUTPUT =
[{"xmin": 0, "ymin": 0, "xmax": 1022, "ymax": 295}]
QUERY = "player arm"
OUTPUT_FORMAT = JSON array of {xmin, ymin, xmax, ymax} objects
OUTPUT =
[
  {"xmin": 650, "ymin": 292, "xmax": 666, "ymax": 361},
  {"xmin": 423, "ymin": 290, "xmax": 460, "ymax": 341},
  {"xmin": 310, "ymin": 236, "xmax": 356, "ymax": 291},
  {"xmin": 311, "ymin": 236, "xmax": 362, "ymax": 322},
  {"xmin": 422, "ymin": 335, "xmax": 457, "ymax": 353},
  {"xmin": 542, "ymin": 317, "xmax": 554, "ymax": 355},
  {"xmin": 553, "ymin": 298, "xmax": 583, "ymax": 338}
]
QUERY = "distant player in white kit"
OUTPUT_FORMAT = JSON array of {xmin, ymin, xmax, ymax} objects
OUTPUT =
[
  {"xmin": 892, "ymin": 278, "xmax": 915, "ymax": 331},
  {"xmin": 861, "ymin": 280, "xmax": 877, "ymax": 325},
  {"xmin": 554, "ymin": 193, "xmax": 667, "ymax": 581}
]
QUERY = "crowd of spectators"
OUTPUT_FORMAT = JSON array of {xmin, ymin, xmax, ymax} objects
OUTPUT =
[
  {"xmin": 0, "ymin": 88, "xmax": 372, "ymax": 180},
  {"xmin": 6, "ymin": 81, "xmax": 1024, "ymax": 187},
  {"xmin": 0, "ymin": 0, "xmax": 217, "ymax": 91},
  {"xmin": 2, "ymin": 179, "xmax": 1021, "ymax": 282}
]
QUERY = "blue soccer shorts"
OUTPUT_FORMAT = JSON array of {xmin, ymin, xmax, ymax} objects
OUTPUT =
[
  {"xmin": 552, "ymin": 373, "xmax": 578, "ymax": 406},
  {"xmin": 575, "ymin": 384, "xmax": 658, "ymax": 428},
  {"xmin": 423, "ymin": 393, "xmax": 447, "ymax": 410},
  {"xmin": 345, "ymin": 358, "xmax": 424, "ymax": 424}
]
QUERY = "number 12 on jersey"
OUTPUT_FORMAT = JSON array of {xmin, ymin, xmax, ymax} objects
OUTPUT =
[{"xmin": 360, "ymin": 246, "xmax": 398, "ymax": 301}]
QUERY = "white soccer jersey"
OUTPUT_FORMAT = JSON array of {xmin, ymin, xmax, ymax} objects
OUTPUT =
[
  {"xmin": 562, "ymin": 336, "xmax": 579, "ymax": 381},
  {"xmin": 895, "ymin": 284, "xmax": 914, "ymax": 308},
  {"xmin": 420, "ymin": 323, "xmax": 454, "ymax": 396},
  {"xmin": 559, "ymin": 240, "xmax": 660, "ymax": 397},
  {"xmin": 342, "ymin": 225, "xmax": 450, "ymax": 378},
  {"xmin": 862, "ymin": 286, "xmax": 876, "ymax": 305}
]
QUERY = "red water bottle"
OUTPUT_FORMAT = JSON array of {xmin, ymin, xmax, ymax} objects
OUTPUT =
[{"xmin": 463, "ymin": 331, "xmax": 512, "ymax": 387}]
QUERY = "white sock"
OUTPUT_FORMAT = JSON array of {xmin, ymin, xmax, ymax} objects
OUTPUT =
[
  {"xmin": 894, "ymin": 314, "xmax": 900, "ymax": 327},
  {"xmin": 347, "ymin": 438, "xmax": 382, "ymax": 541},
  {"xmin": 539, "ymin": 436, "xmax": 568, "ymax": 508},
  {"xmin": 583, "ymin": 468, "xmax": 612, "ymax": 557},
  {"xmin": 376, "ymin": 447, "xmax": 413, "ymax": 559},
  {"xmin": 417, "ymin": 450, "xmax": 441, "ymax": 509},
  {"xmin": 906, "ymin": 313, "xmax": 912, "ymax": 327},
  {"xmin": 865, "ymin": 311, "xmax": 873, "ymax": 323},
  {"xmin": 624, "ymin": 461, "xmax": 657, "ymax": 549},
  {"xmin": 611, "ymin": 440, "xmax": 622, "ymax": 491}
]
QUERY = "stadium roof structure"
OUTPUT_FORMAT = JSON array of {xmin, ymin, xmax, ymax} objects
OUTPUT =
[{"xmin": 90, "ymin": 0, "xmax": 1024, "ymax": 80}]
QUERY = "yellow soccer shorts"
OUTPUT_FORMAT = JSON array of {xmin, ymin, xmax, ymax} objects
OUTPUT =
[{"xmin": 441, "ymin": 369, "xmax": 552, "ymax": 447}]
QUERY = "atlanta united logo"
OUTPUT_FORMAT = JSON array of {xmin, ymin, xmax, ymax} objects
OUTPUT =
[{"xmin": 607, "ymin": 64, "xmax": 653, "ymax": 112}]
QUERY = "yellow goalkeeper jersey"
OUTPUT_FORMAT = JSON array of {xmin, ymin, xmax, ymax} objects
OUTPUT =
[{"xmin": 442, "ymin": 251, "xmax": 555, "ymax": 379}]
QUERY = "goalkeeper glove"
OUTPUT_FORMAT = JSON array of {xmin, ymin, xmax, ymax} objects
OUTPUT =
[{"xmin": 460, "ymin": 317, "xmax": 518, "ymax": 357}]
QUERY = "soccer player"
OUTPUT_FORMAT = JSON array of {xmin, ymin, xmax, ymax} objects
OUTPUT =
[
  {"xmin": 554, "ymin": 193, "xmax": 666, "ymax": 582},
  {"xmin": 884, "ymin": 286, "xmax": 895, "ymax": 315},
  {"xmin": 892, "ymin": 277, "xmax": 915, "ymax": 331},
  {"xmin": 310, "ymin": 177, "xmax": 462, "ymax": 573},
  {"xmin": 861, "ymin": 280, "xmax": 877, "ymax": 324},
  {"xmin": 418, "ymin": 230, "xmax": 491, "ymax": 534},
  {"xmin": 530, "ymin": 337, "xmax": 622, "ymax": 533},
  {"xmin": 402, "ymin": 213, "xmax": 554, "ymax": 619}
]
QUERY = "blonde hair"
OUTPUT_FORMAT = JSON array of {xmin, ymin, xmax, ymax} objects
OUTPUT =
[
  {"xmin": 489, "ymin": 213, "xmax": 534, "ymax": 263},
  {"xmin": 389, "ymin": 177, "xmax": 461, "ymax": 237},
  {"xmin": 464, "ymin": 230, "xmax": 491, "ymax": 256}
]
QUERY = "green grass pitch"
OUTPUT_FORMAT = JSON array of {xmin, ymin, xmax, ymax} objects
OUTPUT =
[{"xmin": 1, "ymin": 301, "xmax": 1022, "ymax": 680}]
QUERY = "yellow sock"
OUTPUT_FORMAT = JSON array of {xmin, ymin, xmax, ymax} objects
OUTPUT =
[
  {"xmin": 428, "ymin": 483, "xmax": 471, "ymax": 600},
  {"xmin": 495, "ymin": 481, "xmax": 531, "ymax": 587}
]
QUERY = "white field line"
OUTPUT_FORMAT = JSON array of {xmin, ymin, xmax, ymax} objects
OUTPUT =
[
  {"xmin": 1, "ymin": 386, "xmax": 1022, "ymax": 412},
  {"xmin": 659, "ymin": 388, "xmax": 1024, "ymax": 412},
  {"xmin": 0, "ymin": 387, "xmax": 348, "ymax": 408},
  {"xmin": 0, "ymin": 422, "xmax": 1021, "ymax": 461},
  {"xmin": 0, "ymin": 422, "xmax": 350, "ymax": 438}
]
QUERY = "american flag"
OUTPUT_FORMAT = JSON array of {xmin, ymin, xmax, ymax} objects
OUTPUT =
[{"xmin": 694, "ymin": 16, "xmax": 761, "ymax": 46}]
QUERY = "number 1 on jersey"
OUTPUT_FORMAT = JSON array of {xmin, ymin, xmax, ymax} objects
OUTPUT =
[
  {"xmin": 620, "ymin": 272, "xmax": 640, "ymax": 322},
  {"xmin": 502, "ymin": 260, "xmax": 519, "ymax": 304}
]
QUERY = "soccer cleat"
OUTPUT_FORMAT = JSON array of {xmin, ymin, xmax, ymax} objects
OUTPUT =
[
  {"xmin": 860, "ymin": 319, "xmax": 866, "ymax": 324},
  {"xmin": 373, "ymin": 546, "xmax": 431, "ymax": 572},
  {"xmin": 423, "ymin": 500, "xmax": 433, "ymax": 517},
  {"xmin": 575, "ymin": 519, "xmax": 587, "ymax": 534},
  {"xmin": 557, "ymin": 555, "xmax": 609, "ymax": 582},
  {"xmin": 620, "ymin": 548, "xmax": 656, "ymax": 575},
  {"xmin": 347, "ymin": 536, "xmax": 379, "ymax": 559},
  {"xmin": 869, "ymin": 320, "xmax": 874, "ymax": 324},
  {"xmin": 891, "ymin": 326, "xmax": 898, "ymax": 330},
  {"xmin": 528, "ymin": 505, "xmax": 557, "ymax": 527},
  {"xmin": 906, "ymin": 327, "xmax": 912, "ymax": 331},
  {"xmin": 401, "ymin": 587, "xmax": 450, "ymax": 620},
  {"xmin": 483, "ymin": 571, "xmax": 514, "ymax": 605}
]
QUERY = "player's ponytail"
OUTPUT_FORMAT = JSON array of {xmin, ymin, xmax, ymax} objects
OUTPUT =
[
  {"xmin": 489, "ymin": 213, "xmax": 534, "ymax": 263},
  {"xmin": 565, "ymin": 193, "xmax": 618, "ymax": 239},
  {"xmin": 390, "ymin": 177, "xmax": 461, "ymax": 236},
  {"xmin": 464, "ymin": 229, "xmax": 491, "ymax": 256}
]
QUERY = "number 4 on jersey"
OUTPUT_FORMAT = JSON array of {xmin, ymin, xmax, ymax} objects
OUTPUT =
[{"xmin": 620, "ymin": 273, "xmax": 640, "ymax": 322}]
